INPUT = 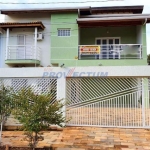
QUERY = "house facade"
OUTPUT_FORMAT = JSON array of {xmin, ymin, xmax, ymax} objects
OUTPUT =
[
  {"xmin": 51, "ymin": 6, "xmax": 148, "ymax": 67},
  {"xmin": 0, "ymin": 6, "xmax": 150, "ymax": 128},
  {"xmin": 0, "ymin": 12, "xmax": 51, "ymax": 67},
  {"xmin": 0, "ymin": 5, "xmax": 149, "ymax": 67}
]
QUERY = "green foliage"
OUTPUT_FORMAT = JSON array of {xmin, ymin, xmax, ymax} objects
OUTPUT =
[
  {"xmin": 0, "ymin": 85, "xmax": 12, "ymax": 123},
  {"xmin": 0, "ymin": 84, "xmax": 13, "ymax": 145},
  {"xmin": 12, "ymin": 88, "xmax": 66, "ymax": 149}
]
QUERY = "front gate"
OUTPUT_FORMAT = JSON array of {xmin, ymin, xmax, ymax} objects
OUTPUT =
[
  {"xmin": 0, "ymin": 77, "xmax": 57, "ymax": 103},
  {"xmin": 66, "ymin": 77, "xmax": 150, "ymax": 128}
]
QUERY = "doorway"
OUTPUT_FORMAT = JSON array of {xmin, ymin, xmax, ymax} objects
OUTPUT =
[{"xmin": 96, "ymin": 37, "xmax": 120, "ymax": 59}]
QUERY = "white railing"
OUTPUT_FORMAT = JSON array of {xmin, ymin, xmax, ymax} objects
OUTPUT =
[
  {"xmin": 78, "ymin": 44, "xmax": 142, "ymax": 60},
  {"xmin": 5, "ymin": 45, "xmax": 41, "ymax": 61}
]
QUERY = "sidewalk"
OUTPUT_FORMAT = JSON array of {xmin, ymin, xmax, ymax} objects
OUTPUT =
[{"xmin": 2, "ymin": 127, "xmax": 150, "ymax": 150}]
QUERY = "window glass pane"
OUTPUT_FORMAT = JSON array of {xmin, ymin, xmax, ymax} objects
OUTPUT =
[
  {"xmin": 102, "ymin": 39, "xmax": 107, "ymax": 45},
  {"xmin": 96, "ymin": 39, "xmax": 101, "ymax": 45},
  {"xmin": 115, "ymin": 39, "xmax": 119, "ymax": 44},
  {"xmin": 101, "ymin": 39, "xmax": 107, "ymax": 59},
  {"xmin": 57, "ymin": 29, "xmax": 70, "ymax": 37},
  {"xmin": 109, "ymin": 39, "xmax": 113, "ymax": 44}
]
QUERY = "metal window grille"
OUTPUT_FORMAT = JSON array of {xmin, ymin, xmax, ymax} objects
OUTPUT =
[{"xmin": 58, "ymin": 29, "xmax": 70, "ymax": 37}]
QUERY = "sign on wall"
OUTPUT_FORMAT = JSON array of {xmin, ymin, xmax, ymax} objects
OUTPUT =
[{"xmin": 79, "ymin": 46, "xmax": 100, "ymax": 55}]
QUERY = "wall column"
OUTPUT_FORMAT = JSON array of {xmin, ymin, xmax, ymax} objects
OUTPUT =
[
  {"xmin": 142, "ymin": 78, "xmax": 149, "ymax": 127},
  {"xmin": 57, "ymin": 76, "xmax": 66, "ymax": 126},
  {"xmin": 5, "ymin": 28, "xmax": 9, "ymax": 60},
  {"xmin": 34, "ymin": 27, "xmax": 37, "ymax": 60}
]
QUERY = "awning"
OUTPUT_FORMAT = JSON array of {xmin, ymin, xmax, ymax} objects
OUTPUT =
[
  {"xmin": 77, "ymin": 14, "xmax": 150, "ymax": 27},
  {"xmin": 0, "ymin": 21, "xmax": 45, "ymax": 30}
]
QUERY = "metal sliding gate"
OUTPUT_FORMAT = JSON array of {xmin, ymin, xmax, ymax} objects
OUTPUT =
[
  {"xmin": 66, "ymin": 77, "xmax": 150, "ymax": 128},
  {"xmin": 0, "ymin": 78, "xmax": 57, "ymax": 102}
]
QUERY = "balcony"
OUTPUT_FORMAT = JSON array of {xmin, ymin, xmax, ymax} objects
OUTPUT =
[
  {"xmin": 78, "ymin": 44, "xmax": 142, "ymax": 60},
  {"xmin": 5, "ymin": 45, "xmax": 41, "ymax": 66}
]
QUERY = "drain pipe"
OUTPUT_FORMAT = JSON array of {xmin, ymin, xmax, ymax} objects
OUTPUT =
[{"xmin": 143, "ymin": 18, "xmax": 147, "ymax": 25}]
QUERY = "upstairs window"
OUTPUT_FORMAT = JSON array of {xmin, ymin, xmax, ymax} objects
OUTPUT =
[{"xmin": 58, "ymin": 29, "xmax": 70, "ymax": 37}]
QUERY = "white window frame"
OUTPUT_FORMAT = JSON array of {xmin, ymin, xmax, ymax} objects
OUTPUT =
[
  {"xmin": 95, "ymin": 37, "xmax": 121, "ymax": 45},
  {"xmin": 57, "ymin": 28, "xmax": 71, "ymax": 37},
  {"xmin": 95, "ymin": 37, "xmax": 121, "ymax": 59}
]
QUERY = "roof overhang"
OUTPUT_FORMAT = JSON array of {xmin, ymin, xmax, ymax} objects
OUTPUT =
[
  {"xmin": 90, "ymin": 5, "xmax": 143, "ymax": 14},
  {"xmin": 77, "ymin": 15, "xmax": 150, "ymax": 27},
  {"xmin": 0, "ymin": 5, "xmax": 143, "ymax": 15},
  {"xmin": 0, "ymin": 21, "xmax": 45, "ymax": 30},
  {"xmin": 0, "ymin": 7, "xmax": 90, "ymax": 14}
]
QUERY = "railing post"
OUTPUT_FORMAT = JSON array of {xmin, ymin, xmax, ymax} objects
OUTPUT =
[
  {"xmin": 5, "ymin": 28, "xmax": 9, "ymax": 60},
  {"xmin": 78, "ymin": 46, "xmax": 81, "ymax": 60},
  {"xmin": 24, "ymin": 45, "xmax": 26, "ymax": 59},
  {"xmin": 140, "ymin": 45, "xmax": 142, "ymax": 59},
  {"xmin": 34, "ymin": 27, "xmax": 37, "ymax": 60}
]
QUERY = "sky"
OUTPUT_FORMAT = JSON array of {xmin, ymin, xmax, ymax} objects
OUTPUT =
[{"xmin": 0, "ymin": 0, "xmax": 150, "ymax": 54}]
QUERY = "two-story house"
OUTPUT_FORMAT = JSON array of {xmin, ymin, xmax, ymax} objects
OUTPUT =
[
  {"xmin": 0, "ymin": 5, "xmax": 150, "ymax": 128},
  {"xmin": 0, "ymin": 5, "xmax": 149, "ymax": 67}
]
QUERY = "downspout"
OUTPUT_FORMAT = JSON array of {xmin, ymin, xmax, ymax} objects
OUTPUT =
[
  {"xmin": 143, "ymin": 18, "xmax": 147, "ymax": 25},
  {"xmin": 78, "ymin": 9, "xmax": 80, "ymax": 18},
  {"xmin": 89, "ymin": 6, "xmax": 92, "ymax": 15}
]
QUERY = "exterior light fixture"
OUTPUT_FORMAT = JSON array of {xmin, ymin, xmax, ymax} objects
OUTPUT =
[{"xmin": 60, "ymin": 63, "xmax": 65, "ymax": 67}]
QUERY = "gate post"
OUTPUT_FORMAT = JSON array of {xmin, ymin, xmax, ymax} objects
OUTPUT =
[
  {"xmin": 142, "ymin": 78, "xmax": 149, "ymax": 127},
  {"xmin": 57, "ymin": 76, "xmax": 66, "ymax": 125},
  {"xmin": 142, "ymin": 78, "xmax": 145, "ymax": 127}
]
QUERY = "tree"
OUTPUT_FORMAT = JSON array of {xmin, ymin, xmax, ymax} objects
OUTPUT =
[
  {"xmin": 147, "ymin": 54, "xmax": 150, "ymax": 65},
  {"xmin": 0, "ymin": 85, "xmax": 12, "ymax": 144},
  {"xmin": 12, "ymin": 88, "xmax": 66, "ymax": 150}
]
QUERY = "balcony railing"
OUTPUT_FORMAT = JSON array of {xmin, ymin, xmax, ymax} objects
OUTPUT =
[
  {"xmin": 78, "ymin": 44, "xmax": 142, "ymax": 60},
  {"xmin": 5, "ymin": 45, "xmax": 41, "ymax": 61}
]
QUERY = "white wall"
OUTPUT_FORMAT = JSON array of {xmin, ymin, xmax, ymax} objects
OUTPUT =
[
  {"xmin": 2, "ymin": 13, "xmax": 51, "ymax": 67},
  {"xmin": 0, "ymin": 66, "xmax": 150, "ymax": 77}
]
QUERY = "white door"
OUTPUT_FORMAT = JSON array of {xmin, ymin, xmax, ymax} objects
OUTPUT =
[
  {"xmin": 17, "ymin": 35, "xmax": 25, "ymax": 59},
  {"xmin": 96, "ymin": 38, "xmax": 120, "ymax": 59}
]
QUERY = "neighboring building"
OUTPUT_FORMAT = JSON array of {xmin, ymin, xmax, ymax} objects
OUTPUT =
[
  {"xmin": 0, "ymin": 33, "xmax": 2, "ymax": 67},
  {"xmin": 0, "ymin": 12, "xmax": 51, "ymax": 67},
  {"xmin": 0, "ymin": 6, "xmax": 150, "ymax": 128}
]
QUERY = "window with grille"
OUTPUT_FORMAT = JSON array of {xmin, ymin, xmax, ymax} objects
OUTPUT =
[{"xmin": 58, "ymin": 29, "xmax": 71, "ymax": 37}]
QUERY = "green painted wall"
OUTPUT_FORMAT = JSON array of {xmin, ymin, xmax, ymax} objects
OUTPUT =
[
  {"xmin": 80, "ymin": 26, "xmax": 137, "ymax": 44},
  {"xmin": 50, "ymin": 13, "xmax": 147, "ymax": 67},
  {"xmin": 142, "ymin": 25, "xmax": 147, "ymax": 65},
  {"xmin": 51, "ymin": 13, "xmax": 78, "ymax": 66}
]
